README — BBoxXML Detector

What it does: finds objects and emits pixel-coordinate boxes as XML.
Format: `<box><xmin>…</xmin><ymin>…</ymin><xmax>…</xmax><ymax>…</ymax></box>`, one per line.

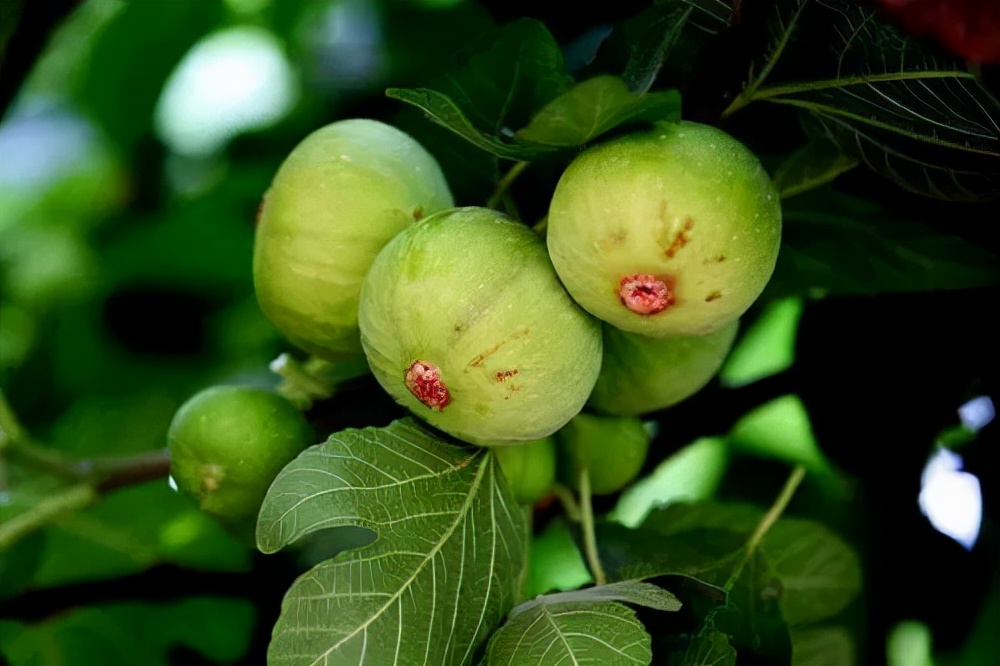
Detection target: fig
<box><xmin>546</xmin><ymin>120</ymin><xmax>781</xmax><ymax>337</ymax></box>
<box><xmin>494</xmin><ymin>437</ymin><xmax>557</xmax><ymax>504</ymax></box>
<box><xmin>168</xmin><ymin>385</ymin><xmax>314</xmax><ymax>522</ymax></box>
<box><xmin>588</xmin><ymin>319</ymin><xmax>739</xmax><ymax>416</ymax></box>
<box><xmin>556</xmin><ymin>412</ymin><xmax>650</xmax><ymax>495</ymax></box>
<box><xmin>253</xmin><ymin>118</ymin><xmax>454</xmax><ymax>359</ymax></box>
<box><xmin>358</xmin><ymin>206</ymin><xmax>603</xmax><ymax>447</ymax></box>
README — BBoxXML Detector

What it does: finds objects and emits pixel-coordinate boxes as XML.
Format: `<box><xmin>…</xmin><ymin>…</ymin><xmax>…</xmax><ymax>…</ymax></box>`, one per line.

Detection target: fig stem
<box><xmin>551</xmin><ymin>483</ymin><xmax>582</xmax><ymax>522</ymax></box>
<box><xmin>486</xmin><ymin>161</ymin><xmax>530</xmax><ymax>210</ymax></box>
<box><xmin>723</xmin><ymin>464</ymin><xmax>807</xmax><ymax>591</ymax></box>
<box><xmin>270</xmin><ymin>353</ymin><xmax>339</xmax><ymax>410</ymax></box>
<box><xmin>578</xmin><ymin>467</ymin><xmax>608</xmax><ymax>586</ymax></box>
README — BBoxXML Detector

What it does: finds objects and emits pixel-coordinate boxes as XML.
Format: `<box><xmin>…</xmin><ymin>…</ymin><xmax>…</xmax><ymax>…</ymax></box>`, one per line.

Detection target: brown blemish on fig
<box><xmin>619</xmin><ymin>274</ymin><xmax>676</xmax><ymax>315</ymax></box>
<box><xmin>495</xmin><ymin>369</ymin><xmax>519</xmax><ymax>382</ymax></box>
<box><xmin>404</xmin><ymin>360</ymin><xmax>451</xmax><ymax>411</ymax></box>
<box><xmin>705</xmin><ymin>290</ymin><xmax>722</xmax><ymax>302</ymax></box>
<box><xmin>412</xmin><ymin>205</ymin><xmax>424</xmax><ymax>221</ymax></box>
<box><xmin>598</xmin><ymin>229</ymin><xmax>627</xmax><ymax>252</ymax></box>
<box><xmin>664</xmin><ymin>217</ymin><xmax>694</xmax><ymax>258</ymax></box>
<box><xmin>715</xmin><ymin>254</ymin><xmax>726</xmax><ymax>262</ymax></box>
<box><xmin>467</xmin><ymin>329</ymin><xmax>530</xmax><ymax>368</ymax></box>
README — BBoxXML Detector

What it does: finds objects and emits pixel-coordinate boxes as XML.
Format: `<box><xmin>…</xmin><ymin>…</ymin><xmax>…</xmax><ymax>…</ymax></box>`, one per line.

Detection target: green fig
<box><xmin>495</xmin><ymin>437</ymin><xmax>557</xmax><ymax>504</ymax></box>
<box><xmin>253</xmin><ymin>118</ymin><xmax>454</xmax><ymax>359</ymax></box>
<box><xmin>546</xmin><ymin>120</ymin><xmax>781</xmax><ymax>337</ymax></box>
<box><xmin>168</xmin><ymin>386</ymin><xmax>314</xmax><ymax>522</ymax></box>
<box><xmin>588</xmin><ymin>320</ymin><xmax>739</xmax><ymax>416</ymax></box>
<box><xmin>358</xmin><ymin>207</ymin><xmax>603</xmax><ymax>447</ymax></box>
<box><xmin>556</xmin><ymin>413</ymin><xmax>650</xmax><ymax>495</ymax></box>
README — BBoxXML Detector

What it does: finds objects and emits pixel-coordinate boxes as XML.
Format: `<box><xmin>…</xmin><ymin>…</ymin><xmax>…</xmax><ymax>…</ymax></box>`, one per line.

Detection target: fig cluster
<box><xmin>244</xmin><ymin>117</ymin><xmax>781</xmax><ymax>500</ymax></box>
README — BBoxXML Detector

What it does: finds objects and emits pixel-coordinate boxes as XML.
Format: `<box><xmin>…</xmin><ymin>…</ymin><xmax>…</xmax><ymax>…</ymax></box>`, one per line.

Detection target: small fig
<box><xmin>494</xmin><ymin>437</ymin><xmax>557</xmax><ymax>504</ymax></box>
<box><xmin>168</xmin><ymin>385</ymin><xmax>314</xmax><ymax>522</ymax></box>
<box><xmin>358</xmin><ymin>207</ymin><xmax>603</xmax><ymax>447</ymax></box>
<box><xmin>556</xmin><ymin>413</ymin><xmax>650</xmax><ymax>495</ymax></box>
<box><xmin>546</xmin><ymin>120</ymin><xmax>781</xmax><ymax>337</ymax></box>
<box><xmin>253</xmin><ymin>118</ymin><xmax>454</xmax><ymax>359</ymax></box>
<box><xmin>588</xmin><ymin>320</ymin><xmax>739</xmax><ymax>416</ymax></box>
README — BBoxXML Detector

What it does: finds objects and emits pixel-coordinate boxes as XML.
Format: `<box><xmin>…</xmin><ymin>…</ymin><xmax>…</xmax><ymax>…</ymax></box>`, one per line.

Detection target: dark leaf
<box><xmin>769</xmin><ymin>190</ymin><xmax>1000</xmax><ymax>297</ymax></box>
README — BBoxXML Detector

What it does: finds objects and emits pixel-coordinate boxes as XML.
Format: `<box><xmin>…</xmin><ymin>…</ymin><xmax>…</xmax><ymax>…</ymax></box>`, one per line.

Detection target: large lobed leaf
<box><xmin>484</xmin><ymin>601</ymin><xmax>650</xmax><ymax>666</ymax></box>
<box><xmin>258</xmin><ymin>419</ymin><xmax>527</xmax><ymax>666</ymax></box>
<box><xmin>741</xmin><ymin>0</ymin><xmax>1000</xmax><ymax>201</ymax></box>
<box><xmin>484</xmin><ymin>581</ymin><xmax>679</xmax><ymax>666</ymax></box>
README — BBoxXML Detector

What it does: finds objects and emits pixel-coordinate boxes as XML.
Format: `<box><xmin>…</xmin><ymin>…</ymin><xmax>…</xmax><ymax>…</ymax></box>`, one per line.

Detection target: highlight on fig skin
<box><xmin>618</xmin><ymin>274</ymin><xmax>674</xmax><ymax>315</ymax></box>
<box><xmin>405</xmin><ymin>360</ymin><xmax>451</xmax><ymax>411</ymax></box>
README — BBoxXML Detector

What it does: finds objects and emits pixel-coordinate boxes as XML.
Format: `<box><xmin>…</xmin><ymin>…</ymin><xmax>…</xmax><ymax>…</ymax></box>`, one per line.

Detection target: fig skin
<box><xmin>494</xmin><ymin>437</ymin><xmax>557</xmax><ymax>504</ymax></box>
<box><xmin>588</xmin><ymin>319</ymin><xmax>739</xmax><ymax>416</ymax></box>
<box><xmin>556</xmin><ymin>413</ymin><xmax>650</xmax><ymax>495</ymax></box>
<box><xmin>167</xmin><ymin>386</ymin><xmax>314</xmax><ymax>522</ymax></box>
<box><xmin>253</xmin><ymin>118</ymin><xmax>454</xmax><ymax>360</ymax></box>
<box><xmin>358</xmin><ymin>207</ymin><xmax>603</xmax><ymax>447</ymax></box>
<box><xmin>546</xmin><ymin>120</ymin><xmax>781</xmax><ymax>337</ymax></box>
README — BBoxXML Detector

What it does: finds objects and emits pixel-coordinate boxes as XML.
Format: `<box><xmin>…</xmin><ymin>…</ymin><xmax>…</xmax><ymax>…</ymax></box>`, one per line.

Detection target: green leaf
<box><xmin>729</xmin><ymin>395</ymin><xmax>834</xmax><ymax>474</ymax></box>
<box><xmin>611</xmin><ymin>436</ymin><xmax>729</xmax><ymax>528</ymax></box>
<box><xmin>720</xmin><ymin>299</ymin><xmax>804</xmax><ymax>389</ymax></box>
<box><xmin>485</xmin><ymin>599</ymin><xmax>652</xmax><ymax>666</ymax></box>
<box><xmin>386</xmin><ymin>88</ymin><xmax>558</xmax><ymax>161</ymax></box>
<box><xmin>258</xmin><ymin>418</ymin><xmax>527</xmax><ymax>666</ymax></box>
<box><xmin>772</xmin><ymin>140</ymin><xmax>859</xmax><ymax>199</ymax></box>
<box><xmin>770</xmin><ymin>190</ymin><xmax>1000</xmax><ymax>297</ymax></box>
<box><xmin>0</xmin><ymin>597</ymin><xmax>253</xmax><ymax>666</ymax></box>
<box><xmin>643</xmin><ymin>503</ymin><xmax>862</xmax><ymax>625</ymax></box>
<box><xmin>513</xmin><ymin>580</ymin><xmax>681</xmax><ymax>616</ymax></box>
<box><xmin>523</xmin><ymin>518</ymin><xmax>593</xmax><ymax>599</ymax></box>
<box><xmin>31</xmin><ymin>481</ymin><xmax>250</xmax><ymax>588</ymax></box>
<box><xmin>747</xmin><ymin>0</ymin><xmax>1000</xmax><ymax>201</ymax></box>
<box><xmin>388</xmin><ymin>18</ymin><xmax>574</xmax><ymax>162</ymax></box>
<box><xmin>442</xmin><ymin>18</ymin><xmax>573</xmax><ymax>133</ymax></box>
<box><xmin>668</xmin><ymin>630</ymin><xmax>737</xmax><ymax>666</ymax></box>
<box><xmin>516</xmin><ymin>76</ymin><xmax>681</xmax><ymax>147</ymax></box>
<box><xmin>791</xmin><ymin>626</ymin><xmax>856</xmax><ymax>666</ymax></box>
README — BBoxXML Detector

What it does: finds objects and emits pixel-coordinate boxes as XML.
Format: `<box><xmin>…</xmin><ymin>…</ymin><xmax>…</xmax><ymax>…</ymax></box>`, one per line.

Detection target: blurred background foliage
<box><xmin>0</xmin><ymin>0</ymin><xmax>997</xmax><ymax>664</ymax></box>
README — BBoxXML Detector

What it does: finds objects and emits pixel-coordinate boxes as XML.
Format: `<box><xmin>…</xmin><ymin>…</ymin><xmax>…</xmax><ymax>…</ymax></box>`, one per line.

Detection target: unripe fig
<box><xmin>253</xmin><ymin>118</ymin><xmax>454</xmax><ymax>359</ymax></box>
<box><xmin>168</xmin><ymin>385</ymin><xmax>314</xmax><ymax>522</ymax></box>
<box><xmin>588</xmin><ymin>320</ymin><xmax>739</xmax><ymax>416</ymax></box>
<box><xmin>358</xmin><ymin>207</ymin><xmax>603</xmax><ymax>447</ymax></box>
<box><xmin>556</xmin><ymin>413</ymin><xmax>650</xmax><ymax>495</ymax></box>
<box><xmin>546</xmin><ymin>121</ymin><xmax>781</xmax><ymax>337</ymax></box>
<box><xmin>494</xmin><ymin>437</ymin><xmax>557</xmax><ymax>504</ymax></box>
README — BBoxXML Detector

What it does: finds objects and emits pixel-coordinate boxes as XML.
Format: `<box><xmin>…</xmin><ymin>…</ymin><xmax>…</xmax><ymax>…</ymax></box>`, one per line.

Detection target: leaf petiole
<box><xmin>579</xmin><ymin>467</ymin><xmax>608</xmax><ymax>586</ymax></box>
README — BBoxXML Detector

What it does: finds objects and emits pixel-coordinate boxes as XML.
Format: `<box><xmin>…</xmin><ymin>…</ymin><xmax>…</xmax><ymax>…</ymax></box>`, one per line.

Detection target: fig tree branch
<box><xmin>0</xmin><ymin>390</ymin><xmax>172</xmax><ymax>550</ymax></box>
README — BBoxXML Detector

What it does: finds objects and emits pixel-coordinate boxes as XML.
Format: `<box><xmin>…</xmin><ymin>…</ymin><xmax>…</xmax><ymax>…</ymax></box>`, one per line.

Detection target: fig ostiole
<box><xmin>358</xmin><ymin>206</ymin><xmax>603</xmax><ymax>447</ymax></box>
<box><xmin>556</xmin><ymin>412</ymin><xmax>650</xmax><ymax>496</ymax></box>
<box><xmin>494</xmin><ymin>437</ymin><xmax>557</xmax><ymax>505</ymax></box>
<box><xmin>588</xmin><ymin>319</ymin><xmax>739</xmax><ymax>416</ymax></box>
<box><xmin>546</xmin><ymin>120</ymin><xmax>781</xmax><ymax>337</ymax></box>
<box><xmin>167</xmin><ymin>385</ymin><xmax>314</xmax><ymax>522</ymax></box>
<box><xmin>253</xmin><ymin>118</ymin><xmax>454</xmax><ymax>360</ymax></box>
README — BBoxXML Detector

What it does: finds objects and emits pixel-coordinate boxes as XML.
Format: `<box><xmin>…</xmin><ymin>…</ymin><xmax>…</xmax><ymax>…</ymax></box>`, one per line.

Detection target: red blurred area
<box><xmin>878</xmin><ymin>0</ymin><xmax>1000</xmax><ymax>63</ymax></box>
